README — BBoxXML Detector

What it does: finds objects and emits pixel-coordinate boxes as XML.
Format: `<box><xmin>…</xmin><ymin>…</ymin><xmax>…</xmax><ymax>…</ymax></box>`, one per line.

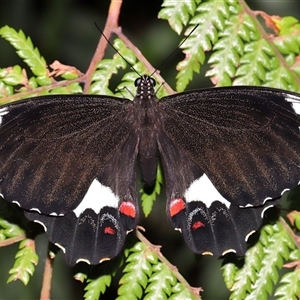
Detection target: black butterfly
<box><xmin>0</xmin><ymin>75</ymin><xmax>299</xmax><ymax>265</ymax></box>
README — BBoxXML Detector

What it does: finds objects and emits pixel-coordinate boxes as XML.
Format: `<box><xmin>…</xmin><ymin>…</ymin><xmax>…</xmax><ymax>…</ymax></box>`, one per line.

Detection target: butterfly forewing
<box><xmin>0</xmin><ymin>95</ymin><xmax>135</xmax><ymax>214</ymax></box>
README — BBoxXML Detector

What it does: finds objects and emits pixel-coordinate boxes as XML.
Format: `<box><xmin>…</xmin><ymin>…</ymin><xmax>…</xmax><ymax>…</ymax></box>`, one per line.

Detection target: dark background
<box><xmin>0</xmin><ymin>1</ymin><xmax>300</xmax><ymax>299</ymax></box>
<box><xmin>1</xmin><ymin>0</ymin><xmax>300</xmax><ymax>89</ymax></box>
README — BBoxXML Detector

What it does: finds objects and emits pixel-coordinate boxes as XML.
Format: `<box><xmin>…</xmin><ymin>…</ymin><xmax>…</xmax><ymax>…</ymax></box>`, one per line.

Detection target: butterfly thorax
<box><xmin>134</xmin><ymin>75</ymin><xmax>160</xmax><ymax>187</ymax></box>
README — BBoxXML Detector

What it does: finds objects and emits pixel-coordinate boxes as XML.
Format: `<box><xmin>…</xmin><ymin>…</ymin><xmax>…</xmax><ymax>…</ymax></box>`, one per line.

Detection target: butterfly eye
<box><xmin>150</xmin><ymin>77</ymin><xmax>156</xmax><ymax>87</ymax></box>
<box><xmin>134</xmin><ymin>78</ymin><xmax>141</xmax><ymax>87</ymax></box>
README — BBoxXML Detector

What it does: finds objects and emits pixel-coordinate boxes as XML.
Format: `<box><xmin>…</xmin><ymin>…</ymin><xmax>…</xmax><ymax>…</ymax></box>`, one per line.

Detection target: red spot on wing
<box><xmin>119</xmin><ymin>201</ymin><xmax>136</xmax><ymax>218</ymax></box>
<box><xmin>192</xmin><ymin>221</ymin><xmax>205</xmax><ymax>230</ymax></box>
<box><xmin>104</xmin><ymin>227</ymin><xmax>116</xmax><ymax>235</ymax></box>
<box><xmin>169</xmin><ymin>198</ymin><xmax>185</xmax><ymax>217</ymax></box>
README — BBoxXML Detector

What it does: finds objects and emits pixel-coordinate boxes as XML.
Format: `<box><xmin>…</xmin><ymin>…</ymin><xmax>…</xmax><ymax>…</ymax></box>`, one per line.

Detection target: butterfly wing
<box><xmin>157</xmin><ymin>86</ymin><xmax>300</xmax><ymax>256</ymax></box>
<box><xmin>24</xmin><ymin>127</ymin><xmax>140</xmax><ymax>265</ymax></box>
<box><xmin>0</xmin><ymin>95</ymin><xmax>133</xmax><ymax>213</ymax></box>
<box><xmin>0</xmin><ymin>94</ymin><xmax>140</xmax><ymax>264</ymax></box>
<box><xmin>159</xmin><ymin>87</ymin><xmax>300</xmax><ymax>207</ymax></box>
<box><xmin>156</xmin><ymin>129</ymin><xmax>278</xmax><ymax>256</ymax></box>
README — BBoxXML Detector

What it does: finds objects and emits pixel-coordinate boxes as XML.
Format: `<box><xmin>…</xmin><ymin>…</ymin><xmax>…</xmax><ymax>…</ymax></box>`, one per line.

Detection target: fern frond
<box><xmin>0</xmin><ymin>26</ymin><xmax>47</xmax><ymax>77</ymax></box>
<box><xmin>169</xmin><ymin>282</ymin><xmax>198</xmax><ymax>300</ymax></box>
<box><xmin>117</xmin><ymin>242</ymin><xmax>157</xmax><ymax>299</ymax></box>
<box><xmin>0</xmin><ymin>219</ymin><xmax>26</xmax><ymax>239</ymax></box>
<box><xmin>176</xmin><ymin>1</ymin><xmax>233</xmax><ymax>91</ymax></box>
<box><xmin>90</xmin><ymin>39</ymin><xmax>134</xmax><ymax>95</ymax></box>
<box><xmin>224</xmin><ymin>221</ymin><xmax>296</xmax><ymax>299</ymax></box>
<box><xmin>158</xmin><ymin>0</ymin><xmax>200</xmax><ymax>35</ymax></box>
<box><xmin>235</xmin><ymin>39</ymin><xmax>273</xmax><ymax>85</ymax></box>
<box><xmin>49</xmin><ymin>82</ymin><xmax>83</xmax><ymax>95</ymax></box>
<box><xmin>275</xmin><ymin>266</ymin><xmax>300</xmax><ymax>300</ymax></box>
<box><xmin>0</xmin><ymin>80</ymin><xmax>13</xmax><ymax>98</ymax></box>
<box><xmin>7</xmin><ymin>239</ymin><xmax>38</xmax><ymax>285</ymax></box>
<box><xmin>84</xmin><ymin>274</ymin><xmax>113</xmax><ymax>300</ymax></box>
<box><xmin>140</xmin><ymin>163</ymin><xmax>163</xmax><ymax>217</ymax></box>
<box><xmin>0</xmin><ymin>65</ymin><xmax>28</xmax><ymax>87</ymax></box>
<box><xmin>206</xmin><ymin>14</ymin><xmax>245</xmax><ymax>86</ymax></box>
<box><xmin>143</xmin><ymin>262</ymin><xmax>176</xmax><ymax>299</ymax></box>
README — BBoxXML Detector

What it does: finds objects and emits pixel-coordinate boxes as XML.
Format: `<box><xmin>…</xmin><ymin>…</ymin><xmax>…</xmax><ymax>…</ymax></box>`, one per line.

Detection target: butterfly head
<box><xmin>134</xmin><ymin>75</ymin><xmax>156</xmax><ymax>100</ymax></box>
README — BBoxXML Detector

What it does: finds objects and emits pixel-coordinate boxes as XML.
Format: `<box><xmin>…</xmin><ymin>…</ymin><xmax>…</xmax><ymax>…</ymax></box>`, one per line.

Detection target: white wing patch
<box><xmin>55</xmin><ymin>243</ymin><xmax>66</xmax><ymax>253</ymax></box>
<box><xmin>73</xmin><ymin>178</ymin><xmax>119</xmax><ymax>217</ymax></box>
<box><xmin>0</xmin><ymin>107</ymin><xmax>8</xmax><ymax>125</ymax></box>
<box><xmin>285</xmin><ymin>93</ymin><xmax>300</xmax><ymax>115</ymax></box>
<box><xmin>34</xmin><ymin>220</ymin><xmax>47</xmax><ymax>232</ymax></box>
<box><xmin>76</xmin><ymin>258</ymin><xmax>91</xmax><ymax>264</ymax></box>
<box><xmin>184</xmin><ymin>173</ymin><xmax>230</xmax><ymax>208</ymax></box>
<box><xmin>12</xmin><ymin>200</ymin><xmax>21</xmax><ymax>207</ymax></box>
<box><xmin>30</xmin><ymin>208</ymin><xmax>41</xmax><ymax>214</ymax></box>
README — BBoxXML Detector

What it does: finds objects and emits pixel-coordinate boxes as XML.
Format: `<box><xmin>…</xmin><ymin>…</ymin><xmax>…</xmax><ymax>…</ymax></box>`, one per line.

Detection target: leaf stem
<box><xmin>40</xmin><ymin>253</ymin><xmax>54</xmax><ymax>300</ymax></box>
<box><xmin>0</xmin><ymin>234</ymin><xmax>27</xmax><ymax>247</ymax></box>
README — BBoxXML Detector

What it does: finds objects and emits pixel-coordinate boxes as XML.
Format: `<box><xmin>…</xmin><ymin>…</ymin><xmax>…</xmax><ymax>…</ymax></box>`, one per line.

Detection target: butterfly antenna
<box><xmin>150</xmin><ymin>24</ymin><xmax>199</xmax><ymax>77</ymax></box>
<box><xmin>94</xmin><ymin>23</ymin><xmax>141</xmax><ymax>78</ymax></box>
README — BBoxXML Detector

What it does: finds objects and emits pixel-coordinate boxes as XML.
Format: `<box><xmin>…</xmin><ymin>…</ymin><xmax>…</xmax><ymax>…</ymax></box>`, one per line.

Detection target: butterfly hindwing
<box><xmin>177</xmin><ymin>200</ymin><xmax>278</xmax><ymax>256</ymax></box>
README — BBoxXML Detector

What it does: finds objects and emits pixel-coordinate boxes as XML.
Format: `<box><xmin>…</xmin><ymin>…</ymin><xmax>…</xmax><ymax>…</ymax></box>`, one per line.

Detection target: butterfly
<box><xmin>0</xmin><ymin>74</ymin><xmax>299</xmax><ymax>265</ymax></box>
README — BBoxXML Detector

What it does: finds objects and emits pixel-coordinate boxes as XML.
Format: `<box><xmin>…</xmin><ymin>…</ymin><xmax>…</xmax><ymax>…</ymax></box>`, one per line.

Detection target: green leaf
<box><xmin>144</xmin><ymin>263</ymin><xmax>177</xmax><ymax>299</ymax></box>
<box><xmin>275</xmin><ymin>16</ymin><xmax>300</xmax><ymax>36</ymax></box>
<box><xmin>7</xmin><ymin>239</ymin><xmax>38</xmax><ymax>285</ymax></box>
<box><xmin>158</xmin><ymin>0</ymin><xmax>200</xmax><ymax>34</ymax></box>
<box><xmin>84</xmin><ymin>274</ymin><xmax>112</xmax><ymax>300</ymax></box>
<box><xmin>275</xmin><ymin>268</ymin><xmax>300</xmax><ymax>300</ymax></box>
<box><xmin>140</xmin><ymin>163</ymin><xmax>163</xmax><ymax>217</ymax></box>
<box><xmin>0</xmin><ymin>219</ymin><xmax>25</xmax><ymax>238</ymax></box>
<box><xmin>222</xmin><ymin>260</ymin><xmax>238</xmax><ymax>290</ymax></box>
<box><xmin>0</xmin><ymin>80</ymin><xmax>14</xmax><ymax>97</ymax></box>
<box><xmin>234</xmin><ymin>39</ymin><xmax>274</xmax><ymax>85</ymax></box>
<box><xmin>206</xmin><ymin>15</ymin><xmax>244</xmax><ymax>86</ymax></box>
<box><xmin>90</xmin><ymin>38</ymin><xmax>137</xmax><ymax>95</ymax></box>
<box><xmin>117</xmin><ymin>242</ymin><xmax>157</xmax><ymax>299</ymax></box>
<box><xmin>176</xmin><ymin>1</ymin><xmax>235</xmax><ymax>91</ymax></box>
<box><xmin>0</xmin><ymin>65</ymin><xmax>27</xmax><ymax>86</ymax></box>
<box><xmin>228</xmin><ymin>221</ymin><xmax>296</xmax><ymax>299</ymax></box>
<box><xmin>0</xmin><ymin>25</ymin><xmax>48</xmax><ymax>77</ymax></box>
<box><xmin>170</xmin><ymin>283</ymin><xmax>197</xmax><ymax>300</ymax></box>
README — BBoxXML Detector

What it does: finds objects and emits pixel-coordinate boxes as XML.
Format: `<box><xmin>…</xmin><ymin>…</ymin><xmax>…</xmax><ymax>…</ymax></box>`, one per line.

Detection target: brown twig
<box><xmin>0</xmin><ymin>76</ymin><xmax>83</xmax><ymax>105</ymax></box>
<box><xmin>114</xmin><ymin>27</ymin><xmax>175</xmax><ymax>94</ymax></box>
<box><xmin>40</xmin><ymin>254</ymin><xmax>54</xmax><ymax>300</ymax></box>
<box><xmin>83</xmin><ymin>0</ymin><xmax>123</xmax><ymax>92</ymax></box>
<box><xmin>83</xmin><ymin>0</ymin><xmax>175</xmax><ymax>94</ymax></box>
<box><xmin>0</xmin><ymin>234</ymin><xmax>27</xmax><ymax>247</ymax></box>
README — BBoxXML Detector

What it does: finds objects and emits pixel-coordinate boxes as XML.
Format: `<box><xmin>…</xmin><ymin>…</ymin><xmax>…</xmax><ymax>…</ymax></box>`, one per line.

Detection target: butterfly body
<box><xmin>1</xmin><ymin>75</ymin><xmax>300</xmax><ymax>265</ymax></box>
